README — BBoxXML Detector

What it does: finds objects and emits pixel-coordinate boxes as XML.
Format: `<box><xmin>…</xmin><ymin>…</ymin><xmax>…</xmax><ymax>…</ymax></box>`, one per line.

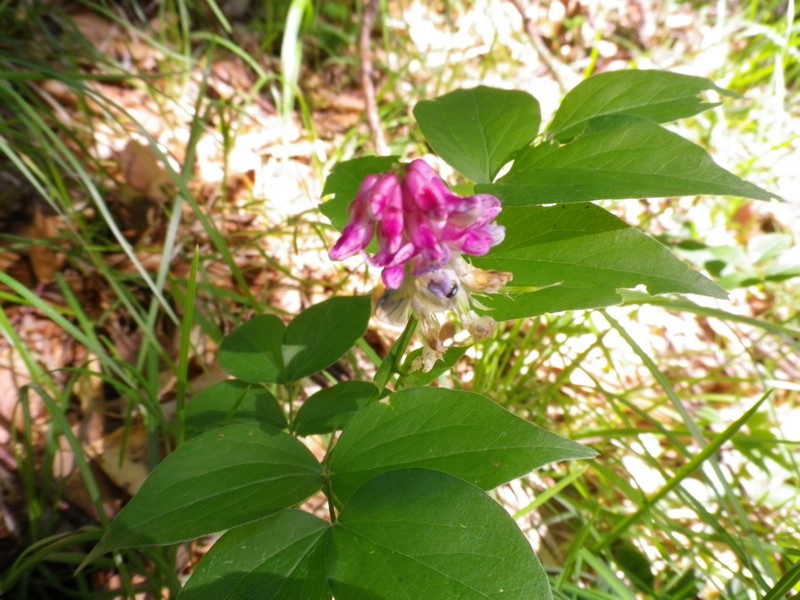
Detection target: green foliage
<box><xmin>327</xmin><ymin>470</ymin><xmax>553</xmax><ymax>599</ymax></box>
<box><xmin>178</xmin><ymin>510</ymin><xmax>330</xmax><ymax>600</ymax></box>
<box><xmin>293</xmin><ymin>381</ymin><xmax>377</xmax><ymax>436</ymax></box>
<box><xmin>2</xmin><ymin>3</ymin><xmax>793</xmax><ymax>595</ymax></box>
<box><xmin>327</xmin><ymin>387</ymin><xmax>595</xmax><ymax>506</ymax></box>
<box><xmin>218</xmin><ymin>315</ymin><xmax>287</xmax><ymax>383</ymax></box>
<box><xmin>91</xmin><ymin>423</ymin><xmax>324</xmax><ymax>552</ymax></box>
<box><xmin>185</xmin><ymin>380</ymin><xmax>288</xmax><ymax>436</ymax></box>
<box><xmin>219</xmin><ymin>296</ymin><xmax>372</xmax><ymax>384</ymax></box>
<box><xmin>179</xmin><ymin>472</ymin><xmax>556</xmax><ymax>600</ymax></box>
<box><xmin>547</xmin><ymin>70</ymin><xmax>734</xmax><ymax>142</ymax></box>
<box><xmin>472</xmin><ymin>203</ymin><xmax>727</xmax><ymax>319</ymax></box>
<box><xmin>479</xmin><ymin>115</ymin><xmax>775</xmax><ymax>204</ymax></box>
<box><xmin>91</xmin><ymin>298</ymin><xmax>594</xmax><ymax>597</ymax></box>
<box><xmin>413</xmin><ymin>86</ymin><xmax>541</xmax><ymax>183</ymax></box>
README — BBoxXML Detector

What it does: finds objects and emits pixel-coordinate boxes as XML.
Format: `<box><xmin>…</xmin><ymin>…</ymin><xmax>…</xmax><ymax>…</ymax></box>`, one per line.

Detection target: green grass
<box><xmin>0</xmin><ymin>0</ymin><xmax>798</xmax><ymax>598</ymax></box>
<box><xmin>466</xmin><ymin>298</ymin><xmax>799</xmax><ymax>597</ymax></box>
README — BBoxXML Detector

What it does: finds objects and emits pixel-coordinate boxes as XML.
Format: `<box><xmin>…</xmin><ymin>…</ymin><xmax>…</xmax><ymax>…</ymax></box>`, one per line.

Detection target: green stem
<box><xmin>285</xmin><ymin>382</ymin><xmax>299</xmax><ymax>426</ymax></box>
<box><xmin>174</xmin><ymin>247</ymin><xmax>200</xmax><ymax>447</ymax></box>
<box><xmin>372</xmin><ymin>316</ymin><xmax>418</xmax><ymax>393</ymax></box>
<box><xmin>322</xmin><ymin>436</ymin><xmax>338</xmax><ymax>523</ymax></box>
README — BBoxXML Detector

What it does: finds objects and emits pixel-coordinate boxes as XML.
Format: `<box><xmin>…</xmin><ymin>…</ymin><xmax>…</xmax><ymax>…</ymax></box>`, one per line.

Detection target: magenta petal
<box><xmin>381</xmin><ymin>265</ymin><xmax>406</xmax><ymax>289</ymax></box>
<box><xmin>458</xmin><ymin>229</ymin><xmax>495</xmax><ymax>256</ymax></box>
<box><xmin>409</xmin><ymin>224</ymin><xmax>449</xmax><ymax>268</ymax></box>
<box><xmin>441</xmin><ymin>222</ymin><xmax>466</xmax><ymax>243</ymax></box>
<box><xmin>368</xmin><ymin>173</ymin><xmax>402</xmax><ymax>218</ymax></box>
<box><xmin>472</xmin><ymin>194</ymin><xmax>502</xmax><ymax>219</ymax></box>
<box><xmin>329</xmin><ymin>174</ymin><xmax>379</xmax><ymax>260</ymax></box>
<box><xmin>418</xmin><ymin>179</ymin><xmax>455</xmax><ymax>217</ymax></box>
<box><xmin>391</xmin><ymin>242</ymin><xmax>417</xmax><ymax>265</ymax></box>
<box><xmin>329</xmin><ymin>220</ymin><xmax>373</xmax><ymax>260</ymax></box>
<box><xmin>409</xmin><ymin>221</ymin><xmax>438</xmax><ymax>250</ymax></box>
<box><xmin>375</xmin><ymin>205</ymin><xmax>404</xmax><ymax>254</ymax></box>
<box><xmin>371</xmin><ymin>240</ymin><xmax>416</xmax><ymax>268</ymax></box>
<box><xmin>447</xmin><ymin>194</ymin><xmax>501</xmax><ymax>228</ymax></box>
<box><xmin>403</xmin><ymin>159</ymin><xmax>451</xmax><ymax>219</ymax></box>
<box><xmin>349</xmin><ymin>175</ymin><xmax>378</xmax><ymax>219</ymax></box>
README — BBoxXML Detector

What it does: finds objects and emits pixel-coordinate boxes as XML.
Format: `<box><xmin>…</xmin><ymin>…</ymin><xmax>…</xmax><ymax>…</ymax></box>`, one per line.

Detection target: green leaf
<box><xmin>478</xmin><ymin>115</ymin><xmax>776</xmax><ymax>204</ymax></box>
<box><xmin>663</xmin><ymin>570</ymin><xmax>702</xmax><ymax>600</ymax></box>
<box><xmin>328</xmin><ymin>387</ymin><xmax>595</xmax><ymax>505</ymax></box>
<box><xmin>185</xmin><ymin>380</ymin><xmax>287</xmax><ymax>436</ymax></box>
<box><xmin>283</xmin><ymin>296</ymin><xmax>371</xmax><ymax>382</ymax></box>
<box><xmin>320</xmin><ymin>155</ymin><xmax>400</xmax><ymax>232</ymax></box>
<box><xmin>413</xmin><ymin>86</ymin><xmax>541</xmax><ymax>183</ymax></box>
<box><xmin>93</xmin><ymin>424</ymin><xmax>324</xmax><ymax>552</ymax></box>
<box><xmin>612</xmin><ymin>540</ymin><xmax>655</xmax><ymax>594</ymax></box>
<box><xmin>472</xmin><ymin>203</ymin><xmax>727</xmax><ymax>320</ymax></box>
<box><xmin>327</xmin><ymin>470</ymin><xmax>552</xmax><ymax>599</ymax></box>
<box><xmin>293</xmin><ymin>381</ymin><xmax>377</xmax><ymax>436</ymax></box>
<box><xmin>218</xmin><ymin>315</ymin><xmax>286</xmax><ymax>384</ymax></box>
<box><xmin>218</xmin><ymin>297</ymin><xmax>372</xmax><ymax>385</ymax></box>
<box><xmin>548</xmin><ymin>70</ymin><xmax>733</xmax><ymax>141</ymax></box>
<box><xmin>178</xmin><ymin>510</ymin><xmax>331</xmax><ymax>600</ymax></box>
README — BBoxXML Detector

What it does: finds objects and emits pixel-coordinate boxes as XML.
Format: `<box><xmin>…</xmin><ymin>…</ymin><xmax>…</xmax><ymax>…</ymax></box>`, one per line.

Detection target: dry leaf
<box><xmin>88</xmin><ymin>424</ymin><xmax>151</xmax><ymax>496</ymax></box>
<box><xmin>28</xmin><ymin>208</ymin><xmax>66</xmax><ymax>284</ymax></box>
<box><xmin>118</xmin><ymin>140</ymin><xmax>173</xmax><ymax>204</ymax></box>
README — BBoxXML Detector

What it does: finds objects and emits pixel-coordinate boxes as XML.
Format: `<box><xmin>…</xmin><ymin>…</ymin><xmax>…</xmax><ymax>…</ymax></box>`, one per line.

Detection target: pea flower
<box><xmin>329</xmin><ymin>159</ymin><xmax>512</xmax><ymax>370</ymax></box>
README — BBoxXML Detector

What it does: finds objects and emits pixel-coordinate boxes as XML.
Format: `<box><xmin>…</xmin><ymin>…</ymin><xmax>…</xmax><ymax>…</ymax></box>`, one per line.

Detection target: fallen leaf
<box><xmin>88</xmin><ymin>424</ymin><xmax>151</xmax><ymax>495</ymax></box>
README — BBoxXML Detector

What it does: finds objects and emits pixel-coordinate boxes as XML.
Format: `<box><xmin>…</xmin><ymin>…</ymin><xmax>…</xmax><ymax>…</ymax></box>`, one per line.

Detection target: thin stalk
<box><xmin>591</xmin><ymin>387</ymin><xmax>771</xmax><ymax>550</ymax></box>
<box><xmin>602</xmin><ymin>310</ymin><xmax>777</xmax><ymax>589</ymax></box>
<box><xmin>174</xmin><ymin>247</ymin><xmax>200</xmax><ymax>447</ymax></box>
<box><xmin>372</xmin><ymin>316</ymin><xmax>418</xmax><ymax>393</ymax></box>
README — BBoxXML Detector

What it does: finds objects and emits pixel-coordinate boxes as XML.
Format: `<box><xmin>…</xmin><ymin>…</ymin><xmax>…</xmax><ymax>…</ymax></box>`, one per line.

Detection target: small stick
<box><xmin>508</xmin><ymin>0</ymin><xmax>570</xmax><ymax>92</ymax></box>
<box><xmin>359</xmin><ymin>0</ymin><xmax>389</xmax><ymax>155</ymax></box>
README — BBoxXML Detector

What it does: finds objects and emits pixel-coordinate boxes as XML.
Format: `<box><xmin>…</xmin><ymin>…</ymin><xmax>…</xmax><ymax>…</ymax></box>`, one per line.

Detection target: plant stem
<box><xmin>372</xmin><ymin>316</ymin><xmax>418</xmax><ymax>393</ymax></box>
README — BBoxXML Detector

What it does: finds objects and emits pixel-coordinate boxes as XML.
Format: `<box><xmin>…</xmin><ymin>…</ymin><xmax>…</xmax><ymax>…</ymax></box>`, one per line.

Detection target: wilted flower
<box><xmin>329</xmin><ymin>159</ymin><xmax>512</xmax><ymax>370</ymax></box>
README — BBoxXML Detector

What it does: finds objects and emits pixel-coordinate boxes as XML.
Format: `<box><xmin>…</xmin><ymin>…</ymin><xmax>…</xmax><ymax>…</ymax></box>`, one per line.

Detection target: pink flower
<box><xmin>328</xmin><ymin>159</ymin><xmax>512</xmax><ymax>370</ymax></box>
<box><xmin>329</xmin><ymin>160</ymin><xmax>505</xmax><ymax>291</ymax></box>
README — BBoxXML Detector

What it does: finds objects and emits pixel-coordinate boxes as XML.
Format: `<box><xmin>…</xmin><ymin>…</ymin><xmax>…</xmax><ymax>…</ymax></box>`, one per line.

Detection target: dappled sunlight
<box><xmin>0</xmin><ymin>0</ymin><xmax>797</xmax><ymax>598</ymax></box>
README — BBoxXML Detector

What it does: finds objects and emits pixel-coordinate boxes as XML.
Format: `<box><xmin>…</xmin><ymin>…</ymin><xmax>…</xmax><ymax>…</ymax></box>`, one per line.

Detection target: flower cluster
<box><xmin>329</xmin><ymin>159</ymin><xmax>511</xmax><ymax>369</ymax></box>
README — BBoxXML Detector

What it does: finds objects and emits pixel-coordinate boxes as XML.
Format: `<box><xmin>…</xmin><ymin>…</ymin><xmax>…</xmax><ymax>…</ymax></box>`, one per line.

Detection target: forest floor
<box><xmin>0</xmin><ymin>1</ymin><xmax>798</xmax><ymax>598</ymax></box>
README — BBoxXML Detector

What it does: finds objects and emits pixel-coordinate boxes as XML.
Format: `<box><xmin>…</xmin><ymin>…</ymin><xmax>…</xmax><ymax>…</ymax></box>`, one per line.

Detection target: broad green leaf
<box><xmin>93</xmin><ymin>424</ymin><xmax>323</xmax><ymax>552</ymax></box>
<box><xmin>293</xmin><ymin>381</ymin><xmax>377</xmax><ymax>436</ymax></box>
<box><xmin>283</xmin><ymin>296</ymin><xmax>371</xmax><ymax>382</ymax></box>
<box><xmin>218</xmin><ymin>315</ymin><xmax>286</xmax><ymax>384</ymax></box>
<box><xmin>185</xmin><ymin>380</ymin><xmax>287</xmax><ymax>436</ymax></box>
<box><xmin>327</xmin><ymin>470</ymin><xmax>552</xmax><ymax>599</ymax></box>
<box><xmin>413</xmin><ymin>86</ymin><xmax>541</xmax><ymax>183</ymax></box>
<box><xmin>472</xmin><ymin>203</ymin><xmax>727</xmax><ymax>320</ymax></box>
<box><xmin>549</xmin><ymin>70</ymin><xmax>733</xmax><ymax>141</ymax></box>
<box><xmin>328</xmin><ymin>387</ymin><xmax>595</xmax><ymax>505</ymax></box>
<box><xmin>319</xmin><ymin>155</ymin><xmax>400</xmax><ymax>232</ymax></box>
<box><xmin>178</xmin><ymin>510</ymin><xmax>331</xmax><ymax>600</ymax></box>
<box><xmin>478</xmin><ymin>115</ymin><xmax>776</xmax><ymax>204</ymax></box>
<box><xmin>218</xmin><ymin>297</ymin><xmax>371</xmax><ymax>385</ymax></box>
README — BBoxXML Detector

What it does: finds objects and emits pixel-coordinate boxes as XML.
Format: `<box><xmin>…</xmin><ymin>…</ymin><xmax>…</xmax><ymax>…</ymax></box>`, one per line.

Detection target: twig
<box><xmin>507</xmin><ymin>0</ymin><xmax>570</xmax><ymax>92</ymax></box>
<box><xmin>359</xmin><ymin>0</ymin><xmax>389</xmax><ymax>155</ymax></box>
